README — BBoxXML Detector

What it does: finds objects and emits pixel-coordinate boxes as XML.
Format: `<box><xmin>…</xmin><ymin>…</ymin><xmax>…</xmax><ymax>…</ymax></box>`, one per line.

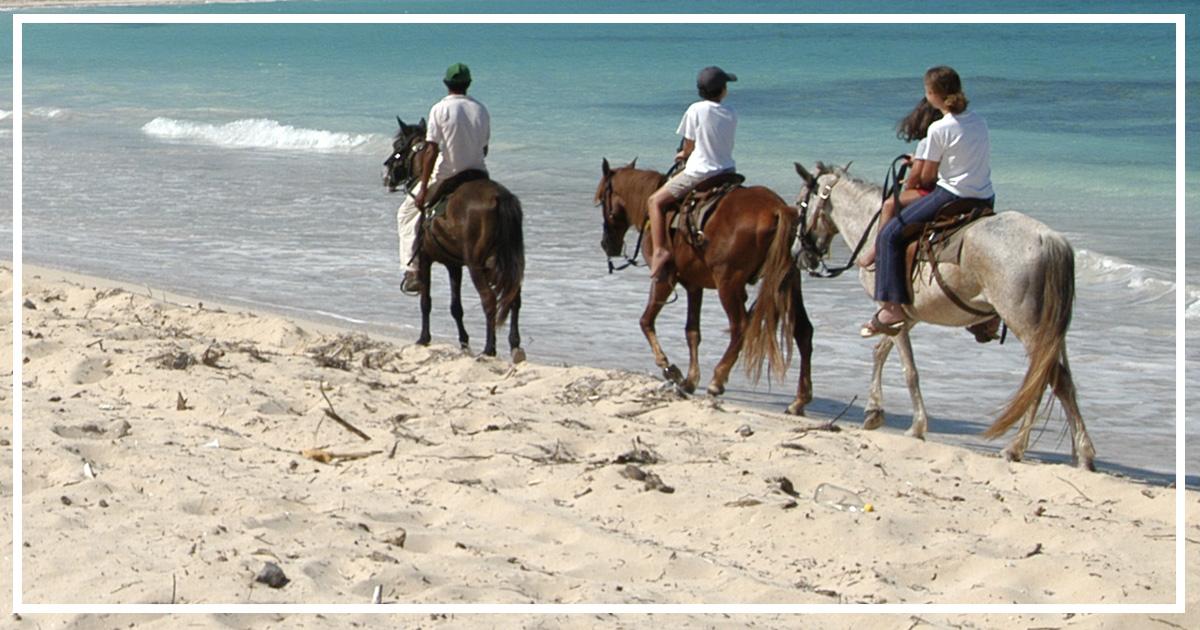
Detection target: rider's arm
<box><xmin>675</xmin><ymin>138</ymin><xmax>695</xmax><ymax>162</ymax></box>
<box><xmin>911</xmin><ymin>158</ymin><xmax>938</xmax><ymax>190</ymax></box>
<box><xmin>419</xmin><ymin>142</ymin><xmax>440</xmax><ymax>195</ymax></box>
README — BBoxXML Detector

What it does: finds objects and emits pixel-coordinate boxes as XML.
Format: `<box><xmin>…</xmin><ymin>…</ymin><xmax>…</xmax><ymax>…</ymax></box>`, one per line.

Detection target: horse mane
<box><xmin>825</xmin><ymin>166</ymin><xmax>883</xmax><ymax>209</ymax></box>
<box><xmin>615</xmin><ymin>167</ymin><xmax>667</xmax><ymax>222</ymax></box>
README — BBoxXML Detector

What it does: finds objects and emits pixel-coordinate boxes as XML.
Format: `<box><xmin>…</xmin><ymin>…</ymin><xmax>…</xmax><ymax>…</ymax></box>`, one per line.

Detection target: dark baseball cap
<box><xmin>697</xmin><ymin>66</ymin><xmax>737</xmax><ymax>93</ymax></box>
<box><xmin>444</xmin><ymin>62</ymin><xmax>472</xmax><ymax>85</ymax></box>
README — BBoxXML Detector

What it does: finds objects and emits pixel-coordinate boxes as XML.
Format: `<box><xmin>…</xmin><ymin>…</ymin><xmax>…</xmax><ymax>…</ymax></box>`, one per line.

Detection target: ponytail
<box><xmin>925</xmin><ymin>65</ymin><xmax>969</xmax><ymax>114</ymax></box>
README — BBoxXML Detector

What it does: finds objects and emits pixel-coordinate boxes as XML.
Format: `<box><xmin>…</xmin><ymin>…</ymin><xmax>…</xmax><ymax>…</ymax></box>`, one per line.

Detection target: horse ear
<box><xmin>794</xmin><ymin>162</ymin><xmax>815</xmax><ymax>185</ymax></box>
<box><xmin>842</xmin><ymin>160</ymin><xmax>854</xmax><ymax>173</ymax></box>
<box><xmin>602</xmin><ymin>158</ymin><xmax>612</xmax><ymax>176</ymax></box>
<box><xmin>814</xmin><ymin>160</ymin><xmax>827</xmax><ymax>175</ymax></box>
<box><xmin>628</xmin><ymin>157</ymin><xmax>638</xmax><ymax>169</ymax></box>
<box><xmin>419</xmin><ymin>117</ymin><xmax>427</xmax><ymax>130</ymax></box>
<box><xmin>397</xmin><ymin>116</ymin><xmax>406</xmax><ymax>132</ymax></box>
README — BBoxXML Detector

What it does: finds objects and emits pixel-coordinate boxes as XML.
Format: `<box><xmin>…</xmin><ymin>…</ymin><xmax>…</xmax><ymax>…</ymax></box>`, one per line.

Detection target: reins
<box><xmin>797</xmin><ymin>155</ymin><xmax>909</xmax><ymax>279</ymax></box>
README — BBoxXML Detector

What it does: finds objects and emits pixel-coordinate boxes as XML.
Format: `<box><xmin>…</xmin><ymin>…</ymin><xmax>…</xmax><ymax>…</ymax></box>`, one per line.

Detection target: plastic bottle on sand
<box><xmin>813</xmin><ymin>483</ymin><xmax>874</xmax><ymax>513</ymax></box>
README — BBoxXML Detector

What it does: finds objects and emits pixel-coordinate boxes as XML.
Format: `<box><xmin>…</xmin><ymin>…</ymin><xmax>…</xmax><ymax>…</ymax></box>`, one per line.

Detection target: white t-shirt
<box><xmin>916</xmin><ymin>110</ymin><xmax>993</xmax><ymax>199</ymax></box>
<box><xmin>426</xmin><ymin>94</ymin><xmax>489</xmax><ymax>182</ymax></box>
<box><xmin>677</xmin><ymin>99</ymin><xmax>737</xmax><ymax>177</ymax></box>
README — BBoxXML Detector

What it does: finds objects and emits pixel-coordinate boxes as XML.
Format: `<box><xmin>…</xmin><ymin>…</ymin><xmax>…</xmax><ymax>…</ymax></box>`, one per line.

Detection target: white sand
<box><xmin>0</xmin><ymin>262</ymin><xmax>1196</xmax><ymax>628</ymax></box>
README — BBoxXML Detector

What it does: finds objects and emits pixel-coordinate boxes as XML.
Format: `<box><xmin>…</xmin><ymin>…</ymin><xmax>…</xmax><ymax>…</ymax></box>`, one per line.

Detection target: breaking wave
<box><xmin>141</xmin><ymin>117</ymin><xmax>376</xmax><ymax>153</ymax></box>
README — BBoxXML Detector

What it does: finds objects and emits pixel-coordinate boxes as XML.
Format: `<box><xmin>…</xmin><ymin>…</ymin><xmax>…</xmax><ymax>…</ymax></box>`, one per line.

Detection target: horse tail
<box><xmin>742</xmin><ymin>201</ymin><xmax>799</xmax><ymax>383</ymax></box>
<box><xmin>491</xmin><ymin>185</ymin><xmax>525</xmax><ymax>325</ymax></box>
<box><xmin>983</xmin><ymin>235</ymin><xmax>1074</xmax><ymax>439</ymax></box>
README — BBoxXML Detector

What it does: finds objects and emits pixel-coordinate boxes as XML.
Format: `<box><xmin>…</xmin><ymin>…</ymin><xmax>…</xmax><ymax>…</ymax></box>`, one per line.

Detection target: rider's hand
<box><xmin>414</xmin><ymin>190</ymin><xmax>427</xmax><ymax>209</ymax></box>
<box><xmin>674</xmin><ymin>150</ymin><xmax>688</xmax><ymax>161</ymax></box>
<box><xmin>902</xmin><ymin>154</ymin><xmax>914</xmax><ymax>166</ymax></box>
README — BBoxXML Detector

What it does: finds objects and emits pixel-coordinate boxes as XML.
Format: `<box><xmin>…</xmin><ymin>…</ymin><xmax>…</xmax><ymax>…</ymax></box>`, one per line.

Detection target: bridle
<box><xmin>796</xmin><ymin>171</ymin><xmax>873</xmax><ymax>279</ymax></box>
<box><xmin>797</xmin><ymin>157</ymin><xmax>910</xmax><ymax>279</ymax></box>
<box><xmin>384</xmin><ymin>134</ymin><xmax>429</xmax><ymax>194</ymax></box>
<box><xmin>597</xmin><ymin>171</ymin><xmax>645</xmax><ymax>274</ymax></box>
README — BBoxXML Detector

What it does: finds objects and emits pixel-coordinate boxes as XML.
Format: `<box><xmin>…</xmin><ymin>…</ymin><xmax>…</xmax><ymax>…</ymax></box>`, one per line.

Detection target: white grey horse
<box><xmin>793</xmin><ymin>161</ymin><xmax>1096</xmax><ymax>471</ymax></box>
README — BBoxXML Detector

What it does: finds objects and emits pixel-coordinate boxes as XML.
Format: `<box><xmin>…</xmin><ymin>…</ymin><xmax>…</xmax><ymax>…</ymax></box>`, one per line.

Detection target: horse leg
<box><xmin>508</xmin><ymin>292</ymin><xmax>526</xmax><ymax>364</ymax></box>
<box><xmin>446</xmin><ymin>265</ymin><xmax>469</xmax><ymax>350</ymax></box>
<box><xmin>706</xmin><ymin>279</ymin><xmax>749</xmax><ymax>397</ymax></box>
<box><xmin>1053</xmin><ymin>354</ymin><xmax>1096</xmax><ymax>471</ymax></box>
<box><xmin>682</xmin><ymin>287</ymin><xmax>703</xmax><ymax>394</ymax></box>
<box><xmin>416</xmin><ymin>258</ymin><xmax>434</xmax><ymax>346</ymax></box>
<box><xmin>863</xmin><ymin>336</ymin><xmax>895</xmax><ymax>430</ymax></box>
<box><xmin>467</xmin><ymin>265</ymin><xmax>498</xmax><ymax>357</ymax></box>
<box><xmin>892</xmin><ymin>327</ymin><xmax>930</xmax><ymax>439</ymax></box>
<box><xmin>786</xmin><ymin>282</ymin><xmax>814</xmax><ymax>415</ymax></box>
<box><xmin>1001</xmin><ymin>408</ymin><xmax>1038</xmax><ymax>464</ymax></box>
<box><xmin>640</xmin><ymin>276</ymin><xmax>682</xmax><ymax>384</ymax></box>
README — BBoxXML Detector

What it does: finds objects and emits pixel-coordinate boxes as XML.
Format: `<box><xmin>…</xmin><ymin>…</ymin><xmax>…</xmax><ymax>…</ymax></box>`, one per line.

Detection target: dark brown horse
<box><xmin>596</xmin><ymin>159</ymin><xmax>813</xmax><ymax>414</ymax></box>
<box><xmin>384</xmin><ymin>117</ymin><xmax>525</xmax><ymax>362</ymax></box>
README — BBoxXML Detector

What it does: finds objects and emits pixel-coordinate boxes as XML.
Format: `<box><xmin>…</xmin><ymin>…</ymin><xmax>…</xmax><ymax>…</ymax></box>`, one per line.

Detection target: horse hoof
<box><xmin>862</xmin><ymin>409</ymin><xmax>885</xmax><ymax>430</ymax></box>
<box><xmin>1075</xmin><ymin>457</ymin><xmax>1096</xmax><ymax>472</ymax></box>
<box><xmin>662</xmin><ymin>364</ymin><xmax>684</xmax><ymax>384</ymax></box>
<box><xmin>416</xmin><ymin>335</ymin><xmax>431</xmax><ymax>346</ymax></box>
<box><xmin>680</xmin><ymin>380</ymin><xmax>696</xmax><ymax>395</ymax></box>
<box><xmin>706</xmin><ymin>383</ymin><xmax>725</xmax><ymax>397</ymax></box>
<box><xmin>905</xmin><ymin>426</ymin><xmax>926</xmax><ymax>441</ymax></box>
<box><xmin>511</xmin><ymin>348</ymin><xmax>527</xmax><ymax>364</ymax></box>
<box><xmin>785</xmin><ymin>400</ymin><xmax>805</xmax><ymax>416</ymax></box>
<box><xmin>1002</xmin><ymin>447</ymin><xmax>1022</xmax><ymax>463</ymax></box>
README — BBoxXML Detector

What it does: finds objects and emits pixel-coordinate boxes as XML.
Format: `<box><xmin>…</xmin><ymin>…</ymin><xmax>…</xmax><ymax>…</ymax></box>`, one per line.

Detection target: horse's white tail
<box><xmin>983</xmin><ymin>236</ymin><xmax>1074</xmax><ymax>439</ymax></box>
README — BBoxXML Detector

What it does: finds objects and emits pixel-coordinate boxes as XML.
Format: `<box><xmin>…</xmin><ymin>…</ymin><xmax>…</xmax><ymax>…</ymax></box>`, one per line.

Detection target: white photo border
<box><xmin>10</xmin><ymin>11</ymin><xmax>1186</xmax><ymax>615</ymax></box>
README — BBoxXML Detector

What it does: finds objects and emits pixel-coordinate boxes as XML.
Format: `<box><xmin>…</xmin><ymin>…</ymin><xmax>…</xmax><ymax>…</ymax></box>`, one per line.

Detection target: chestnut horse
<box><xmin>596</xmin><ymin>159</ymin><xmax>813</xmax><ymax>414</ymax></box>
<box><xmin>384</xmin><ymin>117</ymin><xmax>525</xmax><ymax>362</ymax></box>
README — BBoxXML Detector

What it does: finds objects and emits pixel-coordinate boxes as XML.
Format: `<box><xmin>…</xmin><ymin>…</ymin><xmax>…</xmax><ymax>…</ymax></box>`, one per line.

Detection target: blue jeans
<box><xmin>874</xmin><ymin>186</ymin><xmax>994</xmax><ymax>304</ymax></box>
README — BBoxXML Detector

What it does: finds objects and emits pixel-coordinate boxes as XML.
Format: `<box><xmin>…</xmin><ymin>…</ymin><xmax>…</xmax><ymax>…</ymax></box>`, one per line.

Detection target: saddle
<box><xmin>422</xmin><ymin>169</ymin><xmax>489</xmax><ymax>220</ymax></box>
<box><xmin>670</xmin><ymin>171</ymin><xmax>746</xmax><ymax>247</ymax></box>
<box><xmin>905</xmin><ymin>197</ymin><xmax>996</xmax><ymax>317</ymax></box>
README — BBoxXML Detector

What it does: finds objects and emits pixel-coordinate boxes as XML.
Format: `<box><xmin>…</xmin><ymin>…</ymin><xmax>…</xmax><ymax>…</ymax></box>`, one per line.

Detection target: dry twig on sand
<box><xmin>318</xmin><ymin>381</ymin><xmax>371</xmax><ymax>441</ymax></box>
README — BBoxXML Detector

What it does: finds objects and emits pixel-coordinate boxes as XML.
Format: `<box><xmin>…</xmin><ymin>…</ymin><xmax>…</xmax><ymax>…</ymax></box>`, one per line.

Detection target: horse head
<box><xmin>595</xmin><ymin>157</ymin><xmax>637</xmax><ymax>257</ymax></box>
<box><xmin>383</xmin><ymin>116</ymin><xmax>428</xmax><ymax>193</ymax></box>
<box><xmin>793</xmin><ymin>161</ymin><xmax>845</xmax><ymax>271</ymax></box>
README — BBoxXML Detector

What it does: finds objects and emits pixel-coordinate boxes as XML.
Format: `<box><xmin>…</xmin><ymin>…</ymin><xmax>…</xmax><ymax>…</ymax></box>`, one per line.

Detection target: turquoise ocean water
<box><xmin>0</xmin><ymin>1</ymin><xmax>1195</xmax><ymax>482</ymax></box>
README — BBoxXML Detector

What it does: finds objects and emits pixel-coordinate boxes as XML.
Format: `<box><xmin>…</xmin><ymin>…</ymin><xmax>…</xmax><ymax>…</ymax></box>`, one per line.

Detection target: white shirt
<box><xmin>426</xmin><ymin>94</ymin><xmax>489</xmax><ymax>182</ymax></box>
<box><xmin>677</xmin><ymin>100</ymin><xmax>737</xmax><ymax>177</ymax></box>
<box><xmin>916</xmin><ymin>110</ymin><xmax>993</xmax><ymax>199</ymax></box>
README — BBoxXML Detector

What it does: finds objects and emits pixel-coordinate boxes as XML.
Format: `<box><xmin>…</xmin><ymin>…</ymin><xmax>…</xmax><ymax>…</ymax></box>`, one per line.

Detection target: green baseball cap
<box><xmin>444</xmin><ymin>62</ymin><xmax>472</xmax><ymax>85</ymax></box>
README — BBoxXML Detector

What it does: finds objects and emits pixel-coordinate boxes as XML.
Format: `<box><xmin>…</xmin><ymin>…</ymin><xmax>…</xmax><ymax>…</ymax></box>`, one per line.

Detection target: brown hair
<box><xmin>925</xmin><ymin>65</ymin><xmax>969</xmax><ymax>114</ymax></box>
<box><xmin>896</xmin><ymin>97</ymin><xmax>943</xmax><ymax>142</ymax></box>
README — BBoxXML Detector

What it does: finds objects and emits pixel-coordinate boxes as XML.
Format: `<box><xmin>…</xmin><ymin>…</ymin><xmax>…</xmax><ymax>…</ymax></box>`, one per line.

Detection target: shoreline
<box><xmin>1</xmin><ymin>260</ymin><xmax>1197</xmax><ymax>621</ymax></box>
<box><xmin>18</xmin><ymin>258</ymin><xmax>1191</xmax><ymax>488</ymax></box>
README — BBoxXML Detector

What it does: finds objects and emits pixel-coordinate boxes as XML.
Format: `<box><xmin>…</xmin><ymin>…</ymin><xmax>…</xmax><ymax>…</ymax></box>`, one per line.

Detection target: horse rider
<box><xmin>646</xmin><ymin>66</ymin><xmax>738</xmax><ymax>280</ymax></box>
<box><xmin>397</xmin><ymin>62</ymin><xmax>491</xmax><ymax>294</ymax></box>
<box><xmin>861</xmin><ymin>65</ymin><xmax>996</xmax><ymax>338</ymax></box>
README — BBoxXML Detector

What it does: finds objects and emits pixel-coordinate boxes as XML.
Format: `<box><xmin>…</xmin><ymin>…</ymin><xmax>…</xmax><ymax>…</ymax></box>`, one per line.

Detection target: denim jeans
<box><xmin>874</xmin><ymin>186</ymin><xmax>994</xmax><ymax>304</ymax></box>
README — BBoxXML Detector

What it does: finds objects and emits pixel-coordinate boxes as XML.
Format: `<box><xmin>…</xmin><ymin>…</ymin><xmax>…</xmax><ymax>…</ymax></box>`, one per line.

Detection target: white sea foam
<box><xmin>28</xmin><ymin>107</ymin><xmax>67</xmax><ymax>119</ymax></box>
<box><xmin>141</xmin><ymin>117</ymin><xmax>377</xmax><ymax>153</ymax></box>
<box><xmin>1076</xmin><ymin>248</ymin><xmax>1200</xmax><ymax>320</ymax></box>
<box><xmin>0</xmin><ymin>110</ymin><xmax>11</xmax><ymax>121</ymax></box>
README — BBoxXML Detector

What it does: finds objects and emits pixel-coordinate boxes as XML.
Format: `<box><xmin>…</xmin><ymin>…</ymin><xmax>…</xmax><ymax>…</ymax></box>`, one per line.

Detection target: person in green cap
<box><xmin>397</xmin><ymin>62</ymin><xmax>491</xmax><ymax>293</ymax></box>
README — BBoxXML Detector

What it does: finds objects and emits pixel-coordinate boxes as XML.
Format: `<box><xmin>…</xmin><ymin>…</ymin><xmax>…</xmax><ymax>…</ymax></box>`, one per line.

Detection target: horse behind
<box><xmin>596</xmin><ymin>159</ymin><xmax>813</xmax><ymax>415</ymax></box>
<box><xmin>384</xmin><ymin>117</ymin><xmax>525</xmax><ymax>362</ymax></box>
<box><xmin>794</xmin><ymin>161</ymin><xmax>1095</xmax><ymax>470</ymax></box>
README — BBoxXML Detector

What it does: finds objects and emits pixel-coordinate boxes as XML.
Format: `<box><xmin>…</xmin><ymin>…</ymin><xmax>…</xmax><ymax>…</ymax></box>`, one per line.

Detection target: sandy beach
<box><xmin>0</xmin><ymin>262</ymin><xmax>1195</xmax><ymax>628</ymax></box>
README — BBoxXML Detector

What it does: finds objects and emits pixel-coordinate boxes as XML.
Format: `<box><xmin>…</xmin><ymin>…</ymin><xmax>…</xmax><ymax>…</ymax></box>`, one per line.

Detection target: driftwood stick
<box><xmin>319</xmin><ymin>381</ymin><xmax>371</xmax><ymax>441</ymax></box>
